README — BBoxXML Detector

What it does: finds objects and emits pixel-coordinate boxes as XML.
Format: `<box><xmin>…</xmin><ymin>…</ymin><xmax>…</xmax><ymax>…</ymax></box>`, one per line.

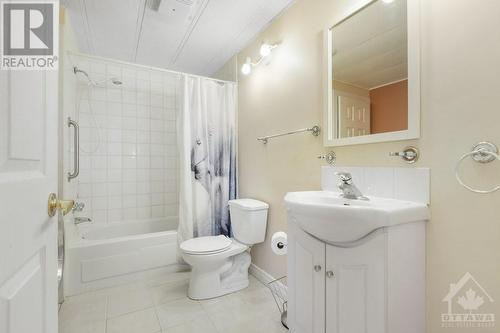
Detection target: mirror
<box><xmin>324</xmin><ymin>0</ymin><xmax>420</xmax><ymax>146</ymax></box>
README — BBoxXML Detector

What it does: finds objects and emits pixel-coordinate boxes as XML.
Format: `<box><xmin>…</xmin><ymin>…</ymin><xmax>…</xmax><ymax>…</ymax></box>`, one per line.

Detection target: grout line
<box><xmin>104</xmin><ymin>294</ymin><xmax>109</xmax><ymax>333</ymax></box>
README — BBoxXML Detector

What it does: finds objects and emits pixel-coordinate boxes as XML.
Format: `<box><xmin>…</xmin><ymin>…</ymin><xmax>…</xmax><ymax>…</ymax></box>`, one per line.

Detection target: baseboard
<box><xmin>249</xmin><ymin>263</ymin><xmax>286</xmax><ymax>288</ymax></box>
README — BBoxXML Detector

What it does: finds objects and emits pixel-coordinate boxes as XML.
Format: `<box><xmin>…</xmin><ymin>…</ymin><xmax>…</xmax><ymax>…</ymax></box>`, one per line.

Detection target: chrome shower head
<box><xmin>73</xmin><ymin>66</ymin><xmax>123</xmax><ymax>86</ymax></box>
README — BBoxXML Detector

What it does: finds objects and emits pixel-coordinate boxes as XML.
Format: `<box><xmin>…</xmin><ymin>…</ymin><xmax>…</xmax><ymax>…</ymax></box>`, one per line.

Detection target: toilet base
<box><xmin>187</xmin><ymin>251</ymin><xmax>251</xmax><ymax>300</ymax></box>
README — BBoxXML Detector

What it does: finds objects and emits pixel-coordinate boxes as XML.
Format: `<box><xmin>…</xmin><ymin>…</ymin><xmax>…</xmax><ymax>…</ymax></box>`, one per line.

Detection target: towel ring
<box><xmin>455</xmin><ymin>142</ymin><xmax>500</xmax><ymax>194</ymax></box>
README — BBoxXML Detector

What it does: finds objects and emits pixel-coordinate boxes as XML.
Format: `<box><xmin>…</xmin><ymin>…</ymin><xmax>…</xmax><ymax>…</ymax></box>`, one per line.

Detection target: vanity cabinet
<box><xmin>288</xmin><ymin>220</ymin><xmax>425</xmax><ymax>333</ymax></box>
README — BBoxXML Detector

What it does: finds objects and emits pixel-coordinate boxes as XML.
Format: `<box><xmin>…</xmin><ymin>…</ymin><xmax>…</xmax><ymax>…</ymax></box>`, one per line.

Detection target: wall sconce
<box><xmin>241</xmin><ymin>42</ymin><xmax>279</xmax><ymax>75</ymax></box>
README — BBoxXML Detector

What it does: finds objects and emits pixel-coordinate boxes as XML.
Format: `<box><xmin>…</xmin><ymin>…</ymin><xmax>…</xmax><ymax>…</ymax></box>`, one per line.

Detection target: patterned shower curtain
<box><xmin>178</xmin><ymin>75</ymin><xmax>237</xmax><ymax>245</ymax></box>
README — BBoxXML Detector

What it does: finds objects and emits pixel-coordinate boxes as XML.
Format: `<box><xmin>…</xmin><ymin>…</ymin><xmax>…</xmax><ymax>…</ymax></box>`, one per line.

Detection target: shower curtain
<box><xmin>178</xmin><ymin>75</ymin><xmax>237</xmax><ymax>245</ymax></box>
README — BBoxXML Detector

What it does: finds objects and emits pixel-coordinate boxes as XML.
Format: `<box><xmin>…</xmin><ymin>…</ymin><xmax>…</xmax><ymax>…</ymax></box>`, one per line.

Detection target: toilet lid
<box><xmin>181</xmin><ymin>235</ymin><xmax>232</xmax><ymax>255</ymax></box>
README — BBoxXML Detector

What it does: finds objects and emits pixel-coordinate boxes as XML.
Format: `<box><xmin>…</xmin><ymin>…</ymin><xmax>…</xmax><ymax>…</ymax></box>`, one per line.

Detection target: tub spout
<box><xmin>74</xmin><ymin>217</ymin><xmax>92</xmax><ymax>225</ymax></box>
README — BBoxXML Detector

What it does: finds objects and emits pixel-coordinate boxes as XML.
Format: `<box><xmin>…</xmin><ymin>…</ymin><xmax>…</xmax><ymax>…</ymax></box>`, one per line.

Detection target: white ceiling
<box><xmin>332</xmin><ymin>0</ymin><xmax>407</xmax><ymax>90</ymax></box>
<box><xmin>63</xmin><ymin>0</ymin><xmax>294</xmax><ymax>76</ymax></box>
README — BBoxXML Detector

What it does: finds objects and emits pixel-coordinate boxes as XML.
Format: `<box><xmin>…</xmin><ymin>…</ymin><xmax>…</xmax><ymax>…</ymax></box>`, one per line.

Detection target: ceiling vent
<box><xmin>147</xmin><ymin>0</ymin><xmax>162</xmax><ymax>11</ymax></box>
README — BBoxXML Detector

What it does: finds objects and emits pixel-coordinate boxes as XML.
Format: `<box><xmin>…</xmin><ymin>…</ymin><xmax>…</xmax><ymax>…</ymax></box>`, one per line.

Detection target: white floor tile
<box><xmin>240</xmin><ymin>287</ymin><xmax>280</xmax><ymax>316</ymax></box>
<box><xmin>155</xmin><ymin>298</ymin><xmax>205</xmax><ymax>330</ymax></box>
<box><xmin>199</xmin><ymin>293</ymin><xmax>250</xmax><ymax>317</ymax></box>
<box><xmin>59</xmin><ymin>272</ymin><xmax>285</xmax><ymax>333</ymax></box>
<box><xmin>144</xmin><ymin>271</ymin><xmax>190</xmax><ymax>288</ymax></box>
<box><xmin>106</xmin><ymin>308</ymin><xmax>161</xmax><ymax>333</ymax></box>
<box><xmin>214</xmin><ymin>313</ymin><xmax>287</xmax><ymax>333</ymax></box>
<box><xmin>59</xmin><ymin>292</ymin><xmax>107</xmax><ymax>325</ymax></box>
<box><xmin>247</xmin><ymin>275</ymin><xmax>266</xmax><ymax>291</ymax></box>
<box><xmin>107</xmin><ymin>285</ymin><xmax>154</xmax><ymax>318</ymax></box>
<box><xmin>59</xmin><ymin>320</ymin><xmax>106</xmax><ymax>333</ymax></box>
<box><xmin>161</xmin><ymin>314</ymin><xmax>218</xmax><ymax>333</ymax></box>
<box><xmin>150</xmin><ymin>279</ymin><xmax>189</xmax><ymax>305</ymax></box>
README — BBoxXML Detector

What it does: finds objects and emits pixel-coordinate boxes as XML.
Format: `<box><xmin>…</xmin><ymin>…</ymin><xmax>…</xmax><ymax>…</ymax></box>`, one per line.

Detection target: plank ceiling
<box><xmin>332</xmin><ymin>0</ymin><xmax>407</xmax><ymax>90</ymax></box>
<box><xmin>62</xmin><ymin>0</ymin><xmax>294</xmax><ymax>76</ymax></box>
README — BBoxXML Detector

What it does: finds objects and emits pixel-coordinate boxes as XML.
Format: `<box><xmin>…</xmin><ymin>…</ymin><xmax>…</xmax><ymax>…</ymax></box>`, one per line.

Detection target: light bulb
<box><xmin>382</xmin><ymin>0</ymin><xmax>395</xmax><ymax>3</ymax></box>
<box><xmin>260</xmin><ymin>43</ymin><xmax>273</xmax><ymax>57</ymax></box>
<box><xmin>241</xmin><ymin>58</ymin><xmax>252</xmax><ymax>75</ymax></box>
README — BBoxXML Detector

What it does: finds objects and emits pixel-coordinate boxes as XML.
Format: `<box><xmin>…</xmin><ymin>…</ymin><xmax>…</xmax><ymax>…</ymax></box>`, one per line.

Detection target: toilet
<box><xmin>180</xmin><ymin>198</ymin><xmax>269</xmax><ymax>300</ymax></box>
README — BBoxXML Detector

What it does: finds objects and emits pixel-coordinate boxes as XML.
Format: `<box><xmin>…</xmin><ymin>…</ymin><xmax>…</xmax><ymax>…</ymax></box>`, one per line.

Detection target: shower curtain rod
<box><xmin>66</xmin><ymin>51</ymin><xmax>236</xmax><ymax>85</ymax></box>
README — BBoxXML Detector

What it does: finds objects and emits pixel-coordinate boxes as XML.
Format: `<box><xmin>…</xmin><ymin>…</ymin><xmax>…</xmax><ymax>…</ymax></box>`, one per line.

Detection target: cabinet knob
<box><xmin>314</xmin><ymin>265</ymin><xmax>322</xmax><ymax>272</ymax></box>
<box><xmin>326</xmin><ymin>271</ymin><xmax>335</xmax><ymax>278</ymax></box>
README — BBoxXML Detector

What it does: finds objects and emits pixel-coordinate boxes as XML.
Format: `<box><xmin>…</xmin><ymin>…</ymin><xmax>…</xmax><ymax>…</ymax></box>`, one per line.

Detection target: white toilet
<box><xmin>180</xmin><ymin>198</ymin><xmax>269</xmax><ymax>300</ymax></box>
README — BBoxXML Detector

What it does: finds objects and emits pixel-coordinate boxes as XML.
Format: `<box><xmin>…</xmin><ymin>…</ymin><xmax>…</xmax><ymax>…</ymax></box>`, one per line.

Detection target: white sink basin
<box><xmin>285</xmin><ymin>191</ymin><xmax>429</xmax><ymax>243</ymax></box>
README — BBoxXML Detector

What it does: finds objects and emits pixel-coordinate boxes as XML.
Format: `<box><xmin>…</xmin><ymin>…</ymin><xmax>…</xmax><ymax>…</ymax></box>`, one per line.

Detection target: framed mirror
<box><xmin>323</xmin><ymin>0</ymin><xmax>420</xmax><ymax>146</ymax></box>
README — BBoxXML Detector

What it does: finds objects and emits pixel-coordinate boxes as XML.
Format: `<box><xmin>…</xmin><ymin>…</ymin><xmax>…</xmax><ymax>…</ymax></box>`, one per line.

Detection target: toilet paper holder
<box><xmin>277</xmin><ymin>241</ymin><xmax>286</xmax><ymax>249</ymax></box>
<box><xmin>271</xmin><ymin>231</ymin><xmax>288</xmax><ymax>256</ymax></box>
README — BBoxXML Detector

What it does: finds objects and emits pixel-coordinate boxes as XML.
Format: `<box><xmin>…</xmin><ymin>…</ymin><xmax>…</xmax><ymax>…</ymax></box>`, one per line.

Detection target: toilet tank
<box><xmin>229</xmin><ymin>199</ymin><xmax>269</xmax><ymax>245</ymax></box>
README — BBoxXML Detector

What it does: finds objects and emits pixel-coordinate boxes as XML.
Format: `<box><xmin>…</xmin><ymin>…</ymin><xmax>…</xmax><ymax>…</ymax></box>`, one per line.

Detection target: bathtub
<box><xmin>63</xmin><ymin>216</ymin><xmax>187</xmax><ymax>296</ymax></box>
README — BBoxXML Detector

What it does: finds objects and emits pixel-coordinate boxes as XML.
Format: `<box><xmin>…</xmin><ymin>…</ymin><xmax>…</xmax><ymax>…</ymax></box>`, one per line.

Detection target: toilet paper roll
<box><xmin>271</xmin><ymin>232</ymin><xmax>288</xmax><ymax>255</ymax></box>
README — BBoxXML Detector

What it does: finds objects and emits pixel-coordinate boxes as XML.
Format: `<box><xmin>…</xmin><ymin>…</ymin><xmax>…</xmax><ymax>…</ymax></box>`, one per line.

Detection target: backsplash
<box><xmin>321</xmin><ymin>166</ymin><xmax>430</xmax><ymax>204</ymax></box>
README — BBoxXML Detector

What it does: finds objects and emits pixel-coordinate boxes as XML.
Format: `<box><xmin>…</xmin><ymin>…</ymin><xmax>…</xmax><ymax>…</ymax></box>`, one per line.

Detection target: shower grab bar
<box><xmin>67</xmin><ymin>117</ymin><xmax>79</xmax><ymax>182</ymax></box>
<box><xmin>257</xmin><ymin>125</ymin><xmax>321</xmax><ymax>144</ymax></box>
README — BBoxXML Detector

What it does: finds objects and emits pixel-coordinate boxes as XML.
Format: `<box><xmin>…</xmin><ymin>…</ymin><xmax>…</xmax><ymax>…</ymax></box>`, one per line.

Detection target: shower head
<box><xmin>73</xmin><ymin>66</ymin><xmax>123</xmax><ymax>86</ymax></box>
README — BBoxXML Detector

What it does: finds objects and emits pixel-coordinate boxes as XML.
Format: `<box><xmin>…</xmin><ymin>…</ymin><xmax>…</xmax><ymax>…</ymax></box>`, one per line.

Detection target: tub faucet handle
<box><xmin>73</xmin><ymin>202</ymin><xmax>85</xmax><ymax>212</ymax></box>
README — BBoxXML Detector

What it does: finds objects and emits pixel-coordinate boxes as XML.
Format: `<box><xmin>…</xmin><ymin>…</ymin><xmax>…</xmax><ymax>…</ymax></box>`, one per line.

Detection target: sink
<box><xmin>284</xmin><ymin>191</ymin><xmax>429</xmax><ymax>243</ymax></box>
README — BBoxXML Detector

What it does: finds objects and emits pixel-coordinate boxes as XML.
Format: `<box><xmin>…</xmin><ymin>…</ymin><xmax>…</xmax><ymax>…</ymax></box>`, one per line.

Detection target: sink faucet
<box><xmin>74</xmin><ymin>217</ymin><xmax>92</xmax><ymax>225</ymax></box>
<box><xmin>335</xmin><ymin>172</ymin><xmax>369</xmax><ymax>200</ymax></box>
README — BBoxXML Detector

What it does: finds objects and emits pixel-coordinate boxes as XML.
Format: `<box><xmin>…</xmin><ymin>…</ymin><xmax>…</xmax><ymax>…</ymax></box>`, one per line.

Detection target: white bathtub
<box><xmin>63</xmin><ymin>216</ymin><xmax>186</xmax><ymax>296</ymax></box>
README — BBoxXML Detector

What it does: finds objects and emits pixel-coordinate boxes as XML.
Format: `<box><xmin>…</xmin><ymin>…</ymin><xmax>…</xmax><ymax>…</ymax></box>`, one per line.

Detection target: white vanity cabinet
<box><xmin>287</xmin><ymin>220</ymin><xmax>426</xmax><ymax>333</ymax></box>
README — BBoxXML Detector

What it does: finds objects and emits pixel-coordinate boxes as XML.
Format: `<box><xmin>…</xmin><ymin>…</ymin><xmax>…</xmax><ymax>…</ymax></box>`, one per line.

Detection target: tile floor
<box><xmin>59</xmin><ymin>272</ymin><xmax>288</xmax><ymax>333</ymax></box>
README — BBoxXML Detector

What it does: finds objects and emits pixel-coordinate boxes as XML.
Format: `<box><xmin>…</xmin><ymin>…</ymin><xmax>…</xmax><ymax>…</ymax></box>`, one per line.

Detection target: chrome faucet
<box><xmin>335</xmin><ymin>172</ymin><xmax>369</xmax><ymax>200</ymax></box>
<box><xmin>74</xmin><ymin>217</ymin><xmax>92</xmax><ymax>225</ymax></box>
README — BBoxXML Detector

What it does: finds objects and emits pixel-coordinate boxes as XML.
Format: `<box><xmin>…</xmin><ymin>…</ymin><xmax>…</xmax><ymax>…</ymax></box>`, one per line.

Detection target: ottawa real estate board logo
<box><xmin>442</xmin><ymin>272</ymin><xmax>495</xmax><ymax>328</ymax></box>
<box><xmin>1</xmin><ymin>1</ymin><xmax>59</xmax><ymax>70</ymax></box>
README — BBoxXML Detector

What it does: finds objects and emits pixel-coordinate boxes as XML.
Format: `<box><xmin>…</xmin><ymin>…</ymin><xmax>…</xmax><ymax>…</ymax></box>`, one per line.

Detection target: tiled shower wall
<box><xmin>64</xmin><ymin>54</ymin><xmax>181</xmax><ymax>224</ymax></box>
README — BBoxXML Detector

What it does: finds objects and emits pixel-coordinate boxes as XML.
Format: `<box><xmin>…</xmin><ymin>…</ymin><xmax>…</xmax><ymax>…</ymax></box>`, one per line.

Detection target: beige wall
<box><xmin>236</xmin><ymin>0</ymin><xmax>500</xmax><ymax>332</ymax></box>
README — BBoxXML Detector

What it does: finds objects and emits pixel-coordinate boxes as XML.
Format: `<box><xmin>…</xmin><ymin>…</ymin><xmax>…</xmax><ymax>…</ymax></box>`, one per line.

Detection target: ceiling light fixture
<box><xmin>259</xmin><ymin>43</ymin><xmax>278</xmax><ymax>57</ymax></box>
<box><xmin>241</xmin><ymin>57</ymin><xmax>253</xmax><ymax>75</ymax></box>
<box><xmin>382</xmin><ymin>0</ymin><xmax>395</xmax><ymax>3</ymax></box>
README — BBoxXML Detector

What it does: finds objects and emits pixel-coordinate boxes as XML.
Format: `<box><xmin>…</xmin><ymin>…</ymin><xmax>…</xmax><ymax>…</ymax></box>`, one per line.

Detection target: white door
<box><xmin>0</xmin><ymin>69</ymin><xmax>59</xmax><ymax>331</ymax></box>
<box><xmin>325</xmin><ymin>233</ymin><xmax>387</xmax><ymax>333</ymax></box>
<box><xmin>288</xmin><ymin>223</ymin><xmax>325</xmax><ymax>333</ymax></box>
<box><xmin>337</xmin><ymin>95</ymin><xmax>370</xmax><ymax>138</ymax></box>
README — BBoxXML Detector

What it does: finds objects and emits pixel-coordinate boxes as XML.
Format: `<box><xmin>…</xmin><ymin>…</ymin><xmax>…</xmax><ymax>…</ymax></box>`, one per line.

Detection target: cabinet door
<box><xmin>288</xmin><ymin>222</ymin><xmax>326</xmax><ymax>333</ymax></box>
<box><xmin>325</xmin><ymin>233</ymin><xmax>387</xmax><ymax>333</ymax></box>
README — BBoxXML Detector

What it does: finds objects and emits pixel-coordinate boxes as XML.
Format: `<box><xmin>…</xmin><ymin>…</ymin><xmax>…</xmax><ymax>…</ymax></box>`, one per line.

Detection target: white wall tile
<box><xmin>363</xmin><ymin>167</ymin><xmax>395</xmax><ymax>198</ymax></box>
<box><xmin>67</xmin><ymin>56</ymin><xmax>180</xmax><ymax>223</ymax></box>
<box><xmin>123</xmin><ymin>103</ymin><xmax>137</xmax><ymax>117</ymax></box>
<box><xmin>122</xmin><ymin>208</ymin><xmax>137</xmax><ymax>220</ymax></box>
<box><xmin>92</xmin><ymin>183</ymin><xmax>107</xmax><ymax>197</ymax></box>
<box><xmin>321</xmin><ymin>166</ymin><xmax>430</xmax><ymax>204</ymax></box>
<box><xmin>123</xmin><ymin>195</ymin><xmax>137</xmax><ymax>208</ymax></box>
<box><xmin>108</xmin><ymin>196</ymin><xmax>123</xmax><ymax>210</ymax></box>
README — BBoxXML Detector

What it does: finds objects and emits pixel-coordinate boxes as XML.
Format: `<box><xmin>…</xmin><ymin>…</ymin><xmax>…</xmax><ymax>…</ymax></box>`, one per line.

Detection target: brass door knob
<box><xmin>48</xmin><ymin>193</ymin><xmax>75</xmax><ymax>217</ymax></box>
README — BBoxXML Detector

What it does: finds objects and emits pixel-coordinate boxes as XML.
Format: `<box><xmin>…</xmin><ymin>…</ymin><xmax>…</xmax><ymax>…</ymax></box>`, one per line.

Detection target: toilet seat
<box><xmin>180</xmin><ymin>235</ymin><xmax>232</xmax><ymax>255</ymax></box>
